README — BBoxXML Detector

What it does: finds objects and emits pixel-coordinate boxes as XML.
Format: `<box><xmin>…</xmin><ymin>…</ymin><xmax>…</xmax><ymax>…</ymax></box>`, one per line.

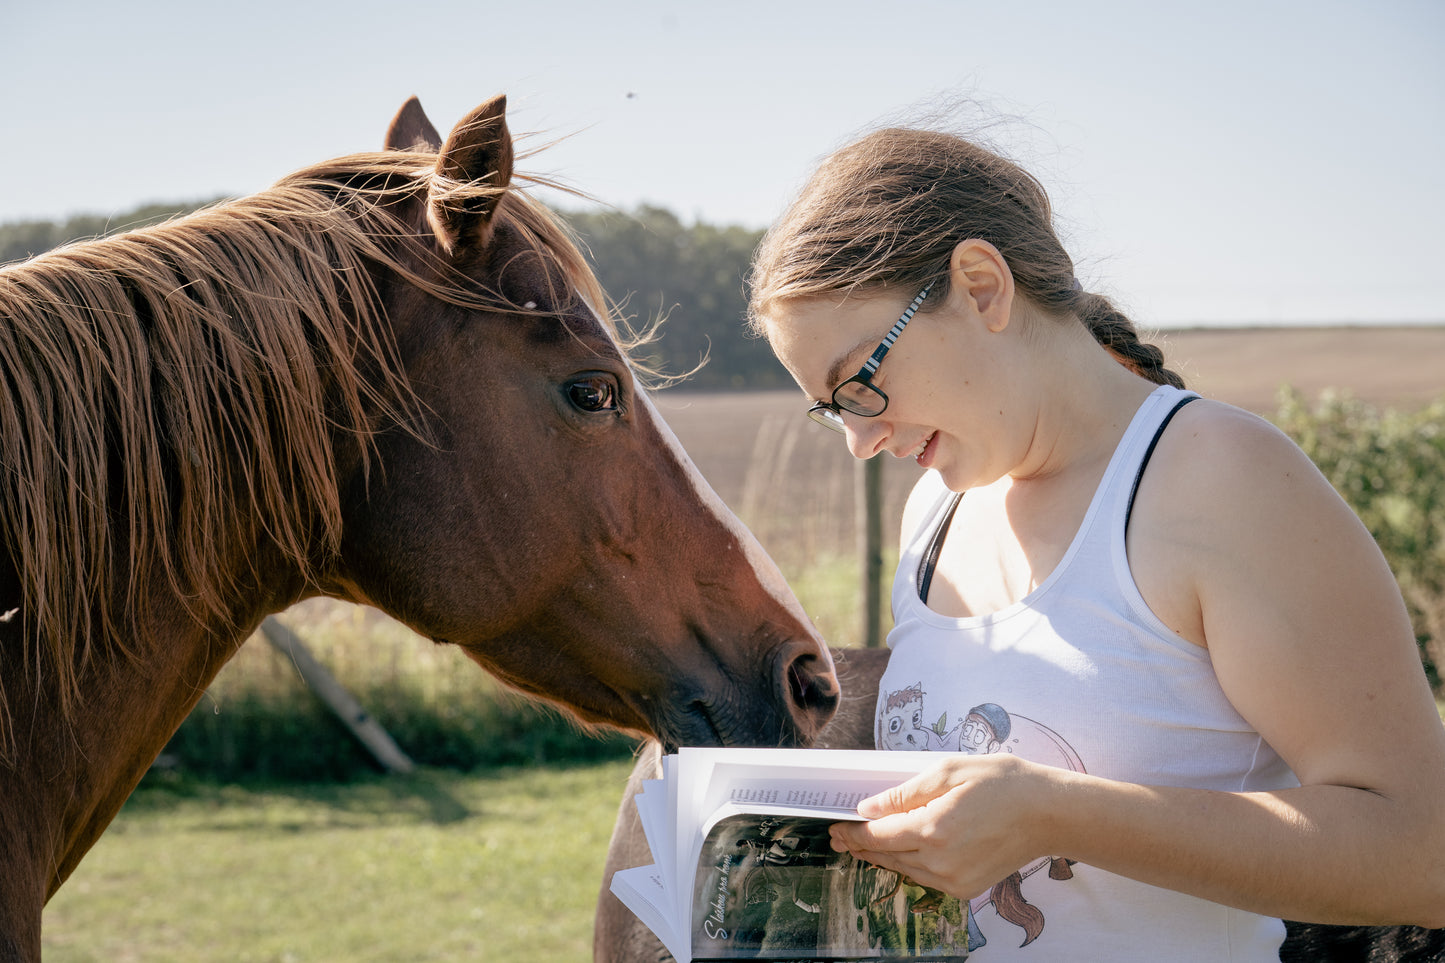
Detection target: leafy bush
<box><xmin>1272</xmin><ymin>388</ymin><xmax>1445</xmax><ymax>689</ymax></box>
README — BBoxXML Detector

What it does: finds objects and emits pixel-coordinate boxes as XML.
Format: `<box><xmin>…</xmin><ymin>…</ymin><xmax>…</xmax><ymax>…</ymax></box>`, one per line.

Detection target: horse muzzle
<box><xmin>647</xmin><ymin>641</ymin><xmax>840</xmax><ymax>752</ymax></box>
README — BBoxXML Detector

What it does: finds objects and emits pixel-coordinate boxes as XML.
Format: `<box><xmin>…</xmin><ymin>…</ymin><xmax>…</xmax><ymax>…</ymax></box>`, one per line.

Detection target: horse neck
<box><xmin>0</xmin><ymin>553</ymin><xmax>295</xmax><ymax>907</ymax></box>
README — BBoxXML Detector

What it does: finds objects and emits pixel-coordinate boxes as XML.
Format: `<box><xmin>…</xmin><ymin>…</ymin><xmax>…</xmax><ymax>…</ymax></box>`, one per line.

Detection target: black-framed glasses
<box><xmin>806</xmin><ymin>282</ymin><xmax>933</xmax><ymax>432</ymax></box>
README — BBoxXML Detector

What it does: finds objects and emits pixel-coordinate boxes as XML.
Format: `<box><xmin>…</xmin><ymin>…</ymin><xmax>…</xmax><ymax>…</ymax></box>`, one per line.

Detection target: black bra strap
<box><xmin>1124</xmin><ymin>395</ymin><xmax>1198</xmax><ymax>533</ymax></box>
<box><xmin>917</xmin><ymin>491</ymin><xmax>964</xmax><ymax>603</ymax></box>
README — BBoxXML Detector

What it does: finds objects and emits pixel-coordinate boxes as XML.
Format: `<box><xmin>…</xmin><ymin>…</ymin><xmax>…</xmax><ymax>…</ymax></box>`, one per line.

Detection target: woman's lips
<box><xmin>914</xmin><ymin>431</ymin><xmax>938</xmax><ymax>468</ymax></box>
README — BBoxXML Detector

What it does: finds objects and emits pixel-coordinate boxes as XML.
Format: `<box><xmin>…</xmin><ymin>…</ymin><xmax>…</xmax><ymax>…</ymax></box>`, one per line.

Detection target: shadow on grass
<box><xmin>387</xmin><ymin>768</ymin><xmax>471</xmax><ymax>824</ymax></box>
<box><xmin>124</xmin><ymin>765</ymin><xmax>547</xmax><ymax>829</ymax></box>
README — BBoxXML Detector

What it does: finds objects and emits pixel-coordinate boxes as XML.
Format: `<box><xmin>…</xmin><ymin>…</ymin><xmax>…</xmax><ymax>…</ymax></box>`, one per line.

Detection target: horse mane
<box><xmin>0</xmin><ymin>146</ymin><xmax>617</xmax><ymax>753</ymax></box>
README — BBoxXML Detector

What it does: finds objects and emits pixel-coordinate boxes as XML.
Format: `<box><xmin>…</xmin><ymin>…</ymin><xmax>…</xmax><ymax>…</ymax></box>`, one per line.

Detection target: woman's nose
<box><xmin>843</xmin><ymin>415</ymin><xmax>888</xmax><ymax>460</ymax></box>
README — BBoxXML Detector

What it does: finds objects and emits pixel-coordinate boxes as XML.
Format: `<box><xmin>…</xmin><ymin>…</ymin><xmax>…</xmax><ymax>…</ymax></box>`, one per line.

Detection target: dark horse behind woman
<box><xmin>595</xmin><ymin>647</ymin><xmax>1444</xmax><ymax>962</ymax></box>
<box><xmin>0</xmin><ymin>94</ymin><xmax>839</xmax><ymax>960</ymax></box>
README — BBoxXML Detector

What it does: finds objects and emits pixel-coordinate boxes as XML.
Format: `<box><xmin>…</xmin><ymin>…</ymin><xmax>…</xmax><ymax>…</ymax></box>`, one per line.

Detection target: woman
<box><xmin>747</xmin><ymin>125</ymin><xmax>1445</xmax><ymax>959</ymax></box>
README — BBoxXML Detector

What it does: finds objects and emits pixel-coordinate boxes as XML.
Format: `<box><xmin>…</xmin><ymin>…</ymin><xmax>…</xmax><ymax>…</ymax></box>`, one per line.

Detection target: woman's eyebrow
<box><xmin>824</xmin><ymin>337</ymin><xmax>878</xmax><ymax>391</ymax></box>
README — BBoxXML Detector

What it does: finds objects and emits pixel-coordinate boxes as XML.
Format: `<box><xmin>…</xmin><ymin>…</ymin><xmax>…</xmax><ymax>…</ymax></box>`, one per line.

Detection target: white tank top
<box><xmin>876</xmin><ymin>384</ymin><xmax>1297</xmax><ymax>960</ymax></box>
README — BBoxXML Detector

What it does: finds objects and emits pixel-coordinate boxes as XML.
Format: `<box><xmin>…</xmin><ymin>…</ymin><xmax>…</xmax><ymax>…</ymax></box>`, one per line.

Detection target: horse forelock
<box><xmin>0</xmin><ymin>146</ymin><xmax>626</xmax><ymax>752</ymax></box>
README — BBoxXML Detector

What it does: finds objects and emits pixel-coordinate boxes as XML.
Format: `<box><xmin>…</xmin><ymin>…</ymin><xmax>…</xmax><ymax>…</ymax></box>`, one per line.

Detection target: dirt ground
<box><xmin>1155</xmin><ymin>325</ymin><xmax>1445</xmax><ymax>413</ymax></box>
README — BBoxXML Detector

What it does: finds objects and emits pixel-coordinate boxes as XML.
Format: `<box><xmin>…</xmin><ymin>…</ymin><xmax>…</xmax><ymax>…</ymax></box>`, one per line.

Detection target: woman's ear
<box><xmin>948</xmin><ymin>238</ymin><xmax>1014</xmax><ymax>332</ymax></box>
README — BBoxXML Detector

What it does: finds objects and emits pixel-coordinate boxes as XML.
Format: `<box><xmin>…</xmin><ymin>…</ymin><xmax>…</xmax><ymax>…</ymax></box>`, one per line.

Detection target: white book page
<box><xmin>688</xmin><ymin>747</ymin><xmax>950</xmax><ymax>819</ymax></box>
<box><xmin>633</xmin><ymin>778</ymin><xmax>670</xmax><ymax>869</ymax></box>
<box><xmin>671</xmin><ymin>749</ymin><xmax>719</xmax><ymax>929</ymax></box>
<box><xmin>608</xmin><ymin>864</ymin><xmax>688</xmax><ymax>962</ymax></box>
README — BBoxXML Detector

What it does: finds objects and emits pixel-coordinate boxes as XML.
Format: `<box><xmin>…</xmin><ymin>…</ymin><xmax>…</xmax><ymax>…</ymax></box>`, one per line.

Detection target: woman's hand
<box><xmin>829</xmin><ymin>752</ymin><xmax>1065</xmax><ymax>900</ymax></box>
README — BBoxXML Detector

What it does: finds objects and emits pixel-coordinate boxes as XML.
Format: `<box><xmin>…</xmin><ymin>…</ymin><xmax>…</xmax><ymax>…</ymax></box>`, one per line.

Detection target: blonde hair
<box><xmin>748</xmin><ymin>127</ymin><xmax>1184</xmax><ymax>388</ymax></box>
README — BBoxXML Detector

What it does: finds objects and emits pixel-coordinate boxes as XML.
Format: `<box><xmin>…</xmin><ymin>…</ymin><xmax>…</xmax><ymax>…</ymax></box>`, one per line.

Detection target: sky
<box><xmin>3</xmin><ymin>0</ymin><xmax>1442</xmax><ymax>328</ymax></box>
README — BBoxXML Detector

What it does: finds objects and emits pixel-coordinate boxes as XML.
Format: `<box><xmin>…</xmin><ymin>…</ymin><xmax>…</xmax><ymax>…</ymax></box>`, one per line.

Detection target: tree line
<box><xmin>0</xmin><ymin>200</ymin><xmax>791</xmax><ymax>390</ymax></box>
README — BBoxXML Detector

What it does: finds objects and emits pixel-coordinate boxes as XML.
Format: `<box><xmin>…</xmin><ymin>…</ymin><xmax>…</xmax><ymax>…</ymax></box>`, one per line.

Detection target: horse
<box><xmin>594</xmin><ymin>647</ymin><xmax>1445</xmax><ymax>962</ymax></box>
<box><xmin>0</xmin><ymin>94</ymin><xmax>839</xmax><ymax>961</ymax></box>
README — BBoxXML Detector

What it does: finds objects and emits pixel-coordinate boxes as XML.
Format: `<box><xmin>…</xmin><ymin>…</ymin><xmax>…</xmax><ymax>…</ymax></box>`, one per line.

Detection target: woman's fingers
<box><xmin>828</xmin><ymin>753</ymin><xmax>1054</xmax><ymax>900</ymax></box>
<box><xmin>830</xmin><ymin>806</ymin><xmax>925</xmax><ymax>855</ymax></box>
<box><xmin>857</xmin><ymin>755</ymin><xmax>972</xmax><ymax>818</ymax></box>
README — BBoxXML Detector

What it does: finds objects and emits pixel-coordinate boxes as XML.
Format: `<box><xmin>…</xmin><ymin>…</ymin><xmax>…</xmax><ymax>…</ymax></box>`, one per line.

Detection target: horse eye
<box><xmin>566</xmin><ymin>376</ymin><xmax>619</xmax><ymax>413</ymax></box>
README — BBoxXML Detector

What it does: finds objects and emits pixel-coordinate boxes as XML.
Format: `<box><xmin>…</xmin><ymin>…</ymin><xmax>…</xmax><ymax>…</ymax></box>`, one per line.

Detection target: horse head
<box><xmin>323</xmin><ymin>96</ymin><xmax>839</xmax><ymax>750</ymax></box>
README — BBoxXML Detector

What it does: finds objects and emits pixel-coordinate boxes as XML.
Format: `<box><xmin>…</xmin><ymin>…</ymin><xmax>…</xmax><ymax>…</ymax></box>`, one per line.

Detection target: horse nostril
<box><xmin>788</xmin><ymin>653</ymin><xmax>841</xmax><ymax>718</ymax></box>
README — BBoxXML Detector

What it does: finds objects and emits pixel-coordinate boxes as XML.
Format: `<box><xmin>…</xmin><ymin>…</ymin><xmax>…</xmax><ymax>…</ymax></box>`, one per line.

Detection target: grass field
<box><xmin>39</xmin><ymin>324</ymin><xmax>1445</xmax><ymax>959</ymax></box>
<box><xmin>43</xmin><ymin>762</ymin><xmax>637</xmax><ymax>962</ymax></box>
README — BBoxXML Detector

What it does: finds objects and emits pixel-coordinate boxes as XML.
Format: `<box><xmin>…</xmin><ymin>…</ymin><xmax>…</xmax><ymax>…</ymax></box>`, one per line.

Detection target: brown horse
<box><xmin>595</xmin><ymin>648</ymin><xmax>1445</xmax><ymax>962</ymax></box>
<box><xmin>0</xmin><ymin>95</ymin><xmax>838</xmax><ymax>960</ymax></box>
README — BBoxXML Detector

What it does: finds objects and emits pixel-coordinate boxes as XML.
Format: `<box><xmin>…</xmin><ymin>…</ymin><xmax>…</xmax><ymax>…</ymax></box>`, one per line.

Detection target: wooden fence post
<box><xmin>258</xmin><ymin>615</ymin><xmax>416</xmax><ymax>774</ymax></box>
<box><xmin>857</xmin><ymin>456</ymin><xmax>884</xmax><ymax>648</ymax></box>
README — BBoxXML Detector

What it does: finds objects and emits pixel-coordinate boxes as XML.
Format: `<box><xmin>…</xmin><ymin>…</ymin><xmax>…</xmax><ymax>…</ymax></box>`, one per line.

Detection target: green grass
<box><xmin>42</xmin><ymin>760</ymin><xmax>639</xmax><ymax>962</ymax></box>
<box><xmin>785</xmin><ymin>548</ymin><xmax>899</xmax><ymax>648</ymax></box>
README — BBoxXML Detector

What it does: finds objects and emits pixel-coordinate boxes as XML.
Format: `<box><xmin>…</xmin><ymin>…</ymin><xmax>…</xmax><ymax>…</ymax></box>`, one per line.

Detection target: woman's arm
<box><xmin>831</xmin><ymin>403</ymin><xmax>1445</xmax><ymax>926</ymax></box>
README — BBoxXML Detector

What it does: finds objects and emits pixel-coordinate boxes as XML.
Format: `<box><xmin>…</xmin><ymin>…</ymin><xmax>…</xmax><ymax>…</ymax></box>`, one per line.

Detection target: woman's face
<box><xmin>765</xmin><ymin>288</ymin><xmax>1016</xmax><ymax>491</ymax></box>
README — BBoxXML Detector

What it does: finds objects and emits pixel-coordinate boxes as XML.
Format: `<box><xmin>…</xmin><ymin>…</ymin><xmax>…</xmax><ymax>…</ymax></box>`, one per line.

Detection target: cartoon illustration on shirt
<box><xmin>877</xmin><ymin>682</ymin><xmax>933</xmax><ymax>750</ymax></box>
<box><xmin>958</xmin><ymin>702</ymin><xmax>1010</xmax><ymax>753</ymax></box>
<box><xmin>877</xmin><ymin>683</ymin><xmax>1086</xmax><ymax>950</ymax></box>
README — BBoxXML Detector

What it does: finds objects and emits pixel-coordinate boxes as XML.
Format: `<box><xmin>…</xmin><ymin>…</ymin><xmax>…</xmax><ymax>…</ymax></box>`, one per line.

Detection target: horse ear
<box><xmin>428</xmin><ymin>94</ymin><xmax>513</xmax><ymax>252</ymax></box>
<box><xmin>385</xmin><ymin>96</ymin><xmax>442</xmax><ymax>151</ymax></box>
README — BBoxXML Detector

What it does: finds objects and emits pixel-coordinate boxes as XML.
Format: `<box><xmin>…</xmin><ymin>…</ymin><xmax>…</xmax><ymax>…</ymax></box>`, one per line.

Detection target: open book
<box><xmin>609</xmin><ymin>747</ymin><xmax>976</xmax><ymax>962</ymax></box>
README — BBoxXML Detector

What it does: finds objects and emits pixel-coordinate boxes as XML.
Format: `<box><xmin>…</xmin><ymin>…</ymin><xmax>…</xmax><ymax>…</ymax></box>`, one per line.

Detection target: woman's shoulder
<box><xmin>1140</xmin><ymin>395</ymin><xmax>1368</xmax><ymax>558</ymax></box>
<box><xmin>1158</xmin><ymin>397</ymin><xmax>1325</xmax><ymax>494</ymax></box>
<box><xmin>1129</xmin><ymin>394</ymin><xmax>1392</xmax><ymax>650</ymax></box>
